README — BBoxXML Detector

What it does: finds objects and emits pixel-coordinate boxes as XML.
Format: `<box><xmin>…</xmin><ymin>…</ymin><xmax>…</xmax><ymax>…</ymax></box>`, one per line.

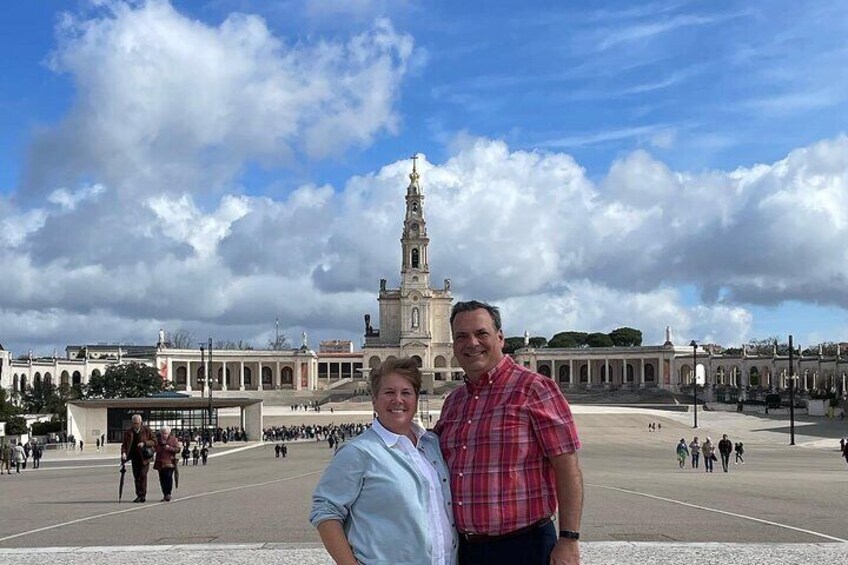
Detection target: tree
<box><xmin>502</xmin><ymin>337</ymin><xmax>525</xmax><ymax>355</ymax></box>
<box><xmin>585</xmin><ymin>332</ymin><xmax>614</xmax><ymax>347</ymax></box>
<box><xmin>215</xmin><ymin>339</ymin><xmax>254</xmax><ymax>350</ymax></box>
<box><xmin>266</xmin><ymin>333</ymin><xmax>290</xmax><ymax>351</ymax></box>
<box><xmin>0</xmin><ymin>389</ymin><xmax>26</xmax><ymax>435</ymax></box>
<box><xmin>22</xmin><ymin>377</ymin><xmax>59</xmax><ymax>413</ymax></box>
<box><xmin>84</xmin><ymin>362</ymin><xmax>172</xmax><ymax>399</ymax></box>
<box><xmin>528</xmin><ymin>336</ymin><xmax>548</xmax><ymax>348</ymax></box>
<box><xmin>548</xmin><ymin>331</ymin><xmax>588</xmax><ymax>348</ymax></box>
<box><xmin>608</xmin><ymin>327</ymin><xmax>642</xmax><ymax>347</ymax></box>
<box><xmin>168</xmin><ymin>329</ymin><xmax>195</xmax><ymax>349</ymax></box>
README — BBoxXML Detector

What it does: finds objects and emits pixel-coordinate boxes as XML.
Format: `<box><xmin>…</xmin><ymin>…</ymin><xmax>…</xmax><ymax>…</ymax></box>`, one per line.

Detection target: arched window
<box><xmin>538</xmin><ymin>364</ymin><xmax>551</xmax><ymax>378</ymax></box>
<box><xmin>644</xmin><ymin>364</ymin><xmax>655</xmax><ymax>382</ymax></box>
<box><xmin>411</xmin><ymin>356</ymin><xmax>423</xmax><ymax>368</ymax></box>
<box><xmin>559</xmin><ymin>365</ymin><xmax>571</xmax><ymax>383</ymax></box>
<box><xmin>176</xmin><ymin>366</ymin><xmax>187</xmax><ymax>385</ymax></box>
<box><xmin>411</xmin><ymin>248</ymin><xmax>420</xmax><ymax>268</ymax></box>
<box><xmin>281</xmin><ymin>367</ymin><xmax>294</xmax><ymax>387</ymax></box>
<box><xmin>72</xmin><ymin>371</ymin><xmax>82</xmax><ymax>386</ymax></box>
<box><xmin>625</xmin><ymin>364</ymin><xmax>635</xmax><ymax>382</ymax></box>
<box><xmin>262</xmin><ymin>366</ymin><xmax>273</xmax><ymax>386</ymax></box>
<box><xmin>244</xmin><ymin>366</ymin><xmax>252</xmax><ymax>386</ymax></box>
<box><xmin>580</xmin><ymin>365</ymin><xmax>589</xmax><ymax>383</ymax></box>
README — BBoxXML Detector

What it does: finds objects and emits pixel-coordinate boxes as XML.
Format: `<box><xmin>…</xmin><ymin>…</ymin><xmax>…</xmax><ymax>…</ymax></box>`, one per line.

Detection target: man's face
<box><xmin>132</xmin><ymin>417</ymin><xmax>142</xmax><ymax>429</ymax></box>
<box><xmin>452</xmin><ymin>308</ymin><xmax>505</xmax><ymax>381</ymax></box>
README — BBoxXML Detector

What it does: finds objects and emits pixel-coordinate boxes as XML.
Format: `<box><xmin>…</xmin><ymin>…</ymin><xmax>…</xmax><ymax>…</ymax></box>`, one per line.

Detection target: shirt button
<box><xmin>474</xmin><ymin>395</ymin><xmax>479</xmax><ymax>400</ymax></box>
<box><xmin>458</xmin><ymin>501</ymin><xmax>463</xmax><ymax>506</ymax></box>
<box><xmin>459</xmin><ymin>472</ymin><xmax>464</xmax><ymax>477</ymax></box>
<box><xmin>466</xmin><ymin>420</ymin><xmax>472</xmax><ymax>424</ymax></box>
<box><xmin>462</xmin><ymin>445</ymin><xmax>467</xmax><ymax>450</ymax></box>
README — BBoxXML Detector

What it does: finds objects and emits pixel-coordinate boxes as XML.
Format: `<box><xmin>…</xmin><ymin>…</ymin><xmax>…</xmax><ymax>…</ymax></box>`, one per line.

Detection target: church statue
<box><xmin>380</xmin><ymin>278</ymin><xmax>387</xmax><ymax>291</ymax></box>
<box><xmin>444</xmin><ymin>278</ymin><xmax>451</xmax><ymax>291</ymax></box>
<box><xmin>302</xmin><ymin>331</ymin><xmax>309</xmax><ymax>349</ymax></box>
<box><xmin>412</xmin><ymin>308</ymin><xmax>420</xmax><ymax>328</ymax></box>
<box><xmin>524</xmin><ymin>330</ymin><xmax>530</xmax><ymax>347</ymax></box>
<box><xmin>158</xmin><ymin>328</ymin><xmax>166</xmax><ymax>347</ymax></box>
<box><xmin>364</xmin><ymin>314</ymin><xmax>373</xmax><ymax>336</ymax></box>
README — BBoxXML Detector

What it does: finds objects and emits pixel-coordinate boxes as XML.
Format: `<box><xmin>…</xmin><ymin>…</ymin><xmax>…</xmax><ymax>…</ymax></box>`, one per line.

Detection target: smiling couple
<box><xmin>310</xmin><ymin>300</ymin><xmax>584</xmax><ymax>565</ymax></box>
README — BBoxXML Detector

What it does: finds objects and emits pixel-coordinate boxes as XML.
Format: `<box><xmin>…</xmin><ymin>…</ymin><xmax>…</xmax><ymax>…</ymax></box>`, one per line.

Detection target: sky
<box><xmin>1</xmin><ymin>0</ymin><xmax>847</xmax><ymax>356</ymax></box>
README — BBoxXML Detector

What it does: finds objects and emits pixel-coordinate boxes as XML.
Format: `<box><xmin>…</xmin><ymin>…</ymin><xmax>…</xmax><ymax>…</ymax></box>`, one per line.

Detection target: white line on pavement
<box><xmin>588</xmin><ymin>483</ymin><xmax>848</xmax><ymax>543</ymax></box>
<box><xmin>0</xmin><ymin>469</ymin><xmax>323</xmax><ymax>544</ymax></box>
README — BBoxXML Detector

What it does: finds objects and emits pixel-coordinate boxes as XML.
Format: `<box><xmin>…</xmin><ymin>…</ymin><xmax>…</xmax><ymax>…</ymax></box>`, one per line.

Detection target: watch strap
<box><xmin>559</xmin><ymin>530</ymin><xmax>580</xmax><ymax>540</ymax></box>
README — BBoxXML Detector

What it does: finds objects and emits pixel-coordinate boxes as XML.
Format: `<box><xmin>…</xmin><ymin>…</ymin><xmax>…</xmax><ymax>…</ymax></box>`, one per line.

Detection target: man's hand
<box><xmin>137</xmin><ymin>442</ymin><xmax>145</xmax><ymax>448</ymax></box>
<box><xmin>550</xmin><ymin>539</ymin><xmax>580</xmax><ymax>565</ymax></box>
<box><xmin>120</xmin><ymin>453</ymin><xmax>127</xmax><ymax>462</ymax></box>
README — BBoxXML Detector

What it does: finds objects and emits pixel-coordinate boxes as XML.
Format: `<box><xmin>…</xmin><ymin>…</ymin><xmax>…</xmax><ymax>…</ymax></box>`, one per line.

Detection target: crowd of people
<box><xmin>0</xmin><ymin>439</ymin><xmax>45</xmax><ymax>474</ymax></box>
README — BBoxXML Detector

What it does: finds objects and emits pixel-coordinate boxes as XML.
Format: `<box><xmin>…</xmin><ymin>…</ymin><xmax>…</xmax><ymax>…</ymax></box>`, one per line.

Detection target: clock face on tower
<box><xmin>411</xmin><ymin>223</ymin><xmax>419</xmax><ymax>233</ymax></box>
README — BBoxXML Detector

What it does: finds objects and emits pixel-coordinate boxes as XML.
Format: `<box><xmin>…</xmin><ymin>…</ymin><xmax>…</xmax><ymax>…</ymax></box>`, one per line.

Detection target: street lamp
<box><xmin>207</xmin><ymin>337</ymin><xmax>213</xmax><ymax>436</ymax></box>
<box><xmin>789</xmin><ymin>335</ymin><xmax>796</xmax><ymax>446</ymax></box>
<box><xmin>199</xmin><ymin>344</ymin><xmax>206</xmax><ymax>433</ymax></box>
<box><xmin>690</xmin><ymin>340</ymin><xmax>699</xmax><ymax>428</ymax></box>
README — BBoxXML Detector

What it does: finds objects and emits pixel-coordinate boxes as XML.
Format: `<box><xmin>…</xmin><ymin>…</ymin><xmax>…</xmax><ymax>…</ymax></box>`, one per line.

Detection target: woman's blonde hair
<box><xmin>369</xmin><ymin>357</ymin><xmax>422</xmax><ymax>398</ymax></box>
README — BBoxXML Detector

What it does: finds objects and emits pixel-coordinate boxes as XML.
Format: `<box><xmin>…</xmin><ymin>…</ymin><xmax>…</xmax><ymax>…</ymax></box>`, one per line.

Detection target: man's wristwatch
<box><xmin>559</xmin><ymin>530</ymin><xmax>580</xmax><ymax>540</ymax></box>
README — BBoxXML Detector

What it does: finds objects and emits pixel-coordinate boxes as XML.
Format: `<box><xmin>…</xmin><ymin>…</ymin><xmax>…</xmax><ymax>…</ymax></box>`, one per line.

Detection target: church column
<box><xmin>587</xmin><ymin>360</ymin><xmax>592</xmax><ymax>388</ymax></box>
<box><xmin>275</xmin><ymin>361</ymin><xmax>281</xmax><ymax>389</ymax></box>
<box><xmin>258</xmin><ymin>361</ymin><xmax>264</xmax><ymax>391</ymax></box>
<box><xmin>622</xmin><ymin>357</ymin><xmax>627</xmax><ymax>387</ymax></box>
<box><xmin>186</xmin><ymin>362</ymin><xmax>193</xmax><ymax>392</ymax></box>
<box><xmin>221</xmin><ymin>361</ymin><xmax>228</xmax><ymax>391</ymax></box>
<box><xmin>239</xmin><ymin>361</ymin><xmax>245</xmax><ymax>391</ymax></box>
<box><xmin>604</xmin><ymin>357</ymin><xmax>610</xmax><ymax>388</ymax></box>
<box><xmin>569</xmin><ymin>359</ymin><xmax>574</xmax><ymax>389</ymax></box>
<box><xmin>640</xmin><ymin>358</ymin><xmax>646</xmax><ymax>388</ymax></box>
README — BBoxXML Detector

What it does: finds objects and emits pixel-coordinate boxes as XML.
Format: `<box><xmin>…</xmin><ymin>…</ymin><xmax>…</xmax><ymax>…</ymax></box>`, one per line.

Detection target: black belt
<box><xmin>459</xmin><ymin>517</ymin><xmax>553</xmax><ymax>544</ymax></box>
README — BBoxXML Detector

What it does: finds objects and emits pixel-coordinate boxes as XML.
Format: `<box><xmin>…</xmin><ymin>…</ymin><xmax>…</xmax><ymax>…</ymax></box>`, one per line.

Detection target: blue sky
<box><xmin>0</xmin><ymin>0</ymin><xmax>847</xmax><ymax>355</ymax></box>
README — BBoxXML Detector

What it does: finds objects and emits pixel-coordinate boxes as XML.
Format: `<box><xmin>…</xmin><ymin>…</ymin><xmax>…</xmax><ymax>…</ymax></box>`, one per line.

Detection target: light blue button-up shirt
<box><xmin>310</xmin><ymin>421</ymin><xmax>458</xmax><ymax>565</ymax></box>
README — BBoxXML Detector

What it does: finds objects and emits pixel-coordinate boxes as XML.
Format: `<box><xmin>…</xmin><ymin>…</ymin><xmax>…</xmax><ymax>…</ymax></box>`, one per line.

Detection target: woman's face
<box><xmin>373</xmin><ymin>372</ymin><xmax>418</xmax><ymax>436</ymax></box>
<box><xmin>161</xmin><ymin>429</ymin><xmax>170</xmax><ymax>438</ymax></box>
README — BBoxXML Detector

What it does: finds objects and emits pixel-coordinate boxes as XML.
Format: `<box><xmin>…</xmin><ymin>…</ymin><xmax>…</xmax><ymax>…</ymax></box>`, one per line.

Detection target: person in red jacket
<box><xmin>153</xmin><ymin>426</ymin><xmax>180</xmax><ymax>501</ymax></box>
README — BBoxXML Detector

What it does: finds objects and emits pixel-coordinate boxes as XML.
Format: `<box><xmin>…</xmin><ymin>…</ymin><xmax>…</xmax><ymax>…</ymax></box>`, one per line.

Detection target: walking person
<box><xmin>689</xmin><ymin>437</ymin><xmax>701</xmax><ymax>469</ymax></box>
<box><xmin>153</xmin><ymin>426</ymin><xmax>180</xmax><ymax>501</ymax></box>
<box><xmin>32</xmin><ymin>442</ymin><xmax>43</xmax><ymax>469</ymax></box>
<box><xmin>718</xmin><ymin>434</ymin><xmax>733</xmax><ymax>472</ymax></box>
<box><xmin>191</xmin><ymin>445</ymin><xmax>199</xmax><ymax>465</ymax></box>
<box><xmin>181</xmin><ymin>444</ymin><xmax>190</xmax><ymax>466</ymax></box>
<box><xmin>200</xmin><ymin>445</ymin><xmax>209</xmax><ymax>465</ymax></box>
<box><xmin>434</xmin><ymin>300</ymin><xmax>583</xmax><ymax>565</ymax></box>
<box><xmin>13</xmin><ymin>442</ymin><xmax>25</xmax><ymax>473</ymax></box>
<box><xmin>734</xmin><ymin>441</ymin><xmax>745</xmax><ymax>464</ymax></box>
<box><xmin>702</xmin><ymin>437</ymin><xmax>716</xmax><ymax>473</ymax></box>
<box><xmin>121</xmin><ymin>414</ymin><xmax>156</xmax><ymax>503</ymax></box>
<box><xmin>842</xmin><ymin>439</ymin><xmax>848</xmax><ymax>468</ymax></box>
<box><xmin>0</xmin><ymin>442</ymin><xmax>11</xmax><ymax>474</ymax></box>
<box><xmin>676</xmin><ymin>439</ymin><xmax>689</xmax><ymax>469</ymax></box>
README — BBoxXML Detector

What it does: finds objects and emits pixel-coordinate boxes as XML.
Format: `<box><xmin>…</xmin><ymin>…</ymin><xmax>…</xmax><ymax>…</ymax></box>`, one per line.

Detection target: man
<box><xmin>718</xmin><ymin>434</ymin><xmax>733</xmax><ymax>473</ymax></box>
<box><xmin>689</xmin><ymin>437</ymin><xmax>701</xmax><ymax>469</ymax></box>
<box><xmin>434</xmin><ymin>300</ymin><xmax>583</xmax><ymax>565</ymax></box>
<box><xmin>121</xmin><ymin>414</ymin><xmax>156</xmax><ymax>503</ymax></box>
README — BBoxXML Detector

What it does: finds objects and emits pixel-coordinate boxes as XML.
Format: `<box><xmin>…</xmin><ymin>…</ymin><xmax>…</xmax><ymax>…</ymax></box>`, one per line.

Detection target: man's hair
<box><xmin>369</xmin><ymin>357</ymin><xmax>422</xmax><ymax>398</ymax></box>
<box><xmin>450</xmin><ymin>300</ymin><xmax>502</xmax><ymax>331</ymax></box>
<box><xmin>132</xmin><ymin>414</ymin><xmax>142</xmax><ymax>423</ymax></box>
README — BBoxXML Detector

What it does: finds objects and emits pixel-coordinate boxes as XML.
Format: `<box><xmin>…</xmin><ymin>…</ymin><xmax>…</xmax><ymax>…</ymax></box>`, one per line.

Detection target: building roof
<box><xmin>69</xmin><ymin>397</ymin><xmax>261</xmax><ymax>409</ymax></box>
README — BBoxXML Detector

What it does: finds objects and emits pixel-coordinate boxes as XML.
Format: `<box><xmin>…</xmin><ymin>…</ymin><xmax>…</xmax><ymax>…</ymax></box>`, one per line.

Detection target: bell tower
<box><xmin>400</xmin><ymin>154</ymin><xmax>430</xmax><ymax>291</ymax></box>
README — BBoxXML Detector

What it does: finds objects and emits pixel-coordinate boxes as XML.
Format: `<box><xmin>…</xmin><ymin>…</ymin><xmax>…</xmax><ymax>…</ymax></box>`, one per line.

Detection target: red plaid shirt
<box><xmin>434</xmin><ymin>356</ymin><xmax>581</xmax><ymax>535</ymax></box>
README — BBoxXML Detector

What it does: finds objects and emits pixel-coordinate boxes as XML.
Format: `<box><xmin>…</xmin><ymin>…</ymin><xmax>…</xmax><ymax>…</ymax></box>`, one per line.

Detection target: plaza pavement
<box><xmin>1</xmin><ymin>406</ymin><xmax>846</xmax><ymax>564</ymax></box>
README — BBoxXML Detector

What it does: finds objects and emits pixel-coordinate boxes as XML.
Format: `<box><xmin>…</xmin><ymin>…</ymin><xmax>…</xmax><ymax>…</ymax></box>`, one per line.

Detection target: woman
<box><xmin>153</xmin><ymin>426</ymin><xmax>180</xmax><ymax>501</ymax></box>
<box><xmin>310</xmin><ymin>357</ymin><xmax>456</xmax><ymax>565</ymax></box>
<box><xmin>702</xmin><ymin>437</ymin><xmax>716</xmax><ymax>473</ymax></box>
<box><xmin>675</xmin><ymin>438</ymin><xmax>689</xmax><ymax>468</ymax></box>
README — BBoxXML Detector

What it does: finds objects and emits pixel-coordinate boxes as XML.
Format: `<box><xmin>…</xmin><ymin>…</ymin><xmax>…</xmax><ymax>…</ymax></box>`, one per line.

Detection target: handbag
<box><xmin>141</xmin><ymin>445</ymin><xmax>155</xmax><ymax>459</ymax></box>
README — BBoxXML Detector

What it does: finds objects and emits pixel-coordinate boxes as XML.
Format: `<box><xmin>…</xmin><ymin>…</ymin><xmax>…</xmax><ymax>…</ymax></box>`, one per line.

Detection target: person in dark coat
<box><xmin>181</xmin><ymin>444</ymin><xmax>190</xmax><ymax>466</ymax></box>
<box><xmin>192</xmin><ymin>445</ymin><xmax>200</xmax><ymax>465</ymax></box>
<box><xmin>121</xmin><ymin>414</ymin><xmax>156</xmax><ymax>503</ymax></box>
<box><xmin>718</xmin><ymin>434</ymin><xmax>733</xmax><ymax>472</ymax></box>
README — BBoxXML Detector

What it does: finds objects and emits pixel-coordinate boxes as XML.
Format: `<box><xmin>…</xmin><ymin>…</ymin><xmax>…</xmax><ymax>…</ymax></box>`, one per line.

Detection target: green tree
<box><xmin>23</xmin><ymin>377</ymin><xmax>59</xmax><ymax>413</ymax></box>
<box><xmin>529</xmin><ymin>336</ymin><xmax>548</xmax><ymax>348</ymax></box>
<box><xmin>84</xmin><ymin>362</ymin><xmax>172</xmax><ymax>399</ymax></box>
<box><xmin>502</xmin><ymin>336</ymin><xmax>525</xmax><ymax>355</ymax></box>
<box><xmin>548</xmin><ymin>331</ymin><xmax>588</xmax><ymax>348</ymax></box>
<box><xmin>0</xmin><ymin>388</ymin><xmax>26</xmax><ymax>435</ymax></box>
<box><xmin>585</xmin><ymin>332</ymin><xmax>614</xmax><ymax>347</ymax></box>
<box><xmin>608</xmin><ymin>327</ymin><xmax>643</xmax><ymax>347</ymax></box>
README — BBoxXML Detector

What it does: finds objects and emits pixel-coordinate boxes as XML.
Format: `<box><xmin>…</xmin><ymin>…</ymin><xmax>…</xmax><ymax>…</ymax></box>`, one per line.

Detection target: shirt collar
<box><xmin>372</xmin><ymin>417</ymin><xmax>425</xmax><ymax>448</ymax></box>
<box><xmin>465</xmin><ymin>355</ymin><xmax>513</xmax><ymax>389</ymax></box>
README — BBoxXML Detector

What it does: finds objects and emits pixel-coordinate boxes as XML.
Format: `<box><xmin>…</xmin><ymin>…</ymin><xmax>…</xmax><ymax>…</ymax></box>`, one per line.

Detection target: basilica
<box><xmin>1</xmin><ymin>159</ymin><xmax>846</xmax><ymax>403</ymax></box>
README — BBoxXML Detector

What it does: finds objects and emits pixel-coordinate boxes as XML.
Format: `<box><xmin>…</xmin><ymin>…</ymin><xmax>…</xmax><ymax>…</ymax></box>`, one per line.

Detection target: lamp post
<box><xmin>690</xmin><ymin>340</ymin><xmax>698</xmax><ymax>428</ymax></box>
<box><xmin>199</xmin><ymin>344</ymin><xmax>206</xmax><ymax>432</ymax></box>
<box><xmin>207</xmin><ymin>337</ymin><xmax>213</xmax><ymax>436</ymax></box>
<box><xmin>789</xmin><ymin>335</ymin><xmax>796</xmax><ymax>446</ymax></box>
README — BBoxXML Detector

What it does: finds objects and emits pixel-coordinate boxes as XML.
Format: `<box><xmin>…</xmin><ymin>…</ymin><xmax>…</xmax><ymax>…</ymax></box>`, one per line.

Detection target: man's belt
<box><xmin>459</xmin><ymin>517</ymin><xmax>553</xmax><ymax>544</ymax></box>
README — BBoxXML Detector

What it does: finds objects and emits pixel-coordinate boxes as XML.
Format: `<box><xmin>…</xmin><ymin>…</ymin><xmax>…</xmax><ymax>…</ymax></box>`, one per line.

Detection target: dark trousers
<box><xmin>131</xmin><ymin>457</ymin><xmax>149</xmax><ymax>497</ymax></box>
<box><xmin>720</xmin><ymin>453</ymin><xmax>730</xmax><ymax>472</ymax></box>
<box><xmin>705</xmin><ymin>455</ymin><xmax>714</xmax><ymax>472</ymax></box>
<box><xmin>735</xmin><ymin>452</ymin><xmax>744</xmax><ymax>463</ymax></box>
<box><xmin>459</xmin><ymin>521</ymin><xmax>556</xmax><ymax>565</ymax></box>
<box><xmin>691</xmin><ymin>453</ymin><xmax>700</xmax><ymax>468</ymax></box>
<box><xmin>158</xmin><ymin>468</ymin><xmax>174</xmax><ymax>497</ymax></box>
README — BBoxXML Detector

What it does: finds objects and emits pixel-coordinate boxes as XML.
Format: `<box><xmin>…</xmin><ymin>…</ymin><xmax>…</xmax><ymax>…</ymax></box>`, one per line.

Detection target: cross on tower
<box><xmin>411</xmin><ymin>153</ymin><xmax>418</xmax><ymax>173</ymax></box>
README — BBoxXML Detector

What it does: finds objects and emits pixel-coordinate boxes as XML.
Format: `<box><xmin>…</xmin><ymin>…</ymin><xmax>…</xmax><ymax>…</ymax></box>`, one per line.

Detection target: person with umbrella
<box><xmin>121</xmin><ymin>414</ymin><xmax>156</xmax><ymax>503</ymax></box>
<box><xmin>153</xmin><ymin>426</ymin><xmax>180</xmax><ymax>502</ymax></box>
